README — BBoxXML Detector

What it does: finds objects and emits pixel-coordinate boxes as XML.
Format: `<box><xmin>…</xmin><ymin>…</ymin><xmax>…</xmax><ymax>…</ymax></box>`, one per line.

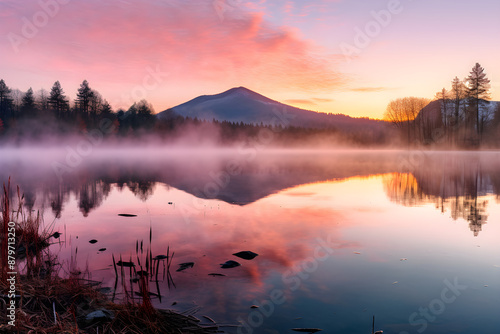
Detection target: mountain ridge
<box><xmin>157</xmin><ymin>87</ymin><xmax>387</xmax><ymax>132</ymax></box>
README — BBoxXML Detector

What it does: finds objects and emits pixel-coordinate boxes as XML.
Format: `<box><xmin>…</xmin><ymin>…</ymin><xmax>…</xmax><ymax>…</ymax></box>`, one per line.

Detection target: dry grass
<box><xmin>1</xmin><ymin>183</ymin><xmax>220</xmax><ymax>334</ymax></box>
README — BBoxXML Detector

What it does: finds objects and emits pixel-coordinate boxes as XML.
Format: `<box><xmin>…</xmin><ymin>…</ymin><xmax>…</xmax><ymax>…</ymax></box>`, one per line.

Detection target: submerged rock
<box><xmin>98</xmin><ymin>287</ymin><xmax>112</xmax><ymax>294</ymax></box>
<box><xmin>85</xmin><ymin>309</ymin><xmax>114</xmax><ymax>324</ymax></box>
<box><xmin>233</xmin><ymin>251</ymin><xmax>258</xmax><ymax>260</ymax></box>
<box><xmin>208</xmin><ymin>273</ymin><xmax>226</xmax><ymax>277</ymax></box>
<box><xmin>291</xmin><ymin>329</ymin><xmax>322</xmax><ymax>333</ymax></box>
<box><xmin>220</xmin><ymin>260</ymin><xmax>241</xmax><ymax>269</ymax></box>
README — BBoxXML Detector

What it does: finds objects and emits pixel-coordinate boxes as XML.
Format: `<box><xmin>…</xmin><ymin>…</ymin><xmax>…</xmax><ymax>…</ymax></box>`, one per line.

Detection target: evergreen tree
<box><xmin>136</xmin><ymin>99</ymin><xmax>155</xmax><ymax>129</ymax></box>
<box><xmin>21</xmin><ymin>87</ymin><xmax>37</xmax><ymax>115</ymax></box>
<box><xmin>137</xmin><ymin>99</ymin><xmax>154</xmax><ymax>115</ymax></box>
<box><xmin>89</xmin><ymin>89</ymin><xmax>103</xmax><ymax>120</ymax></box>
<box><xmin>0</xmin><ymin>79</ymin><xmax>13</xmax><ymax>123</ymax></box>
<box><xmin>76</xmin><ymin>80</ymin><xmax>93</xmax><ymax>118</ymax></box>
<box><xmin>48</xmin><ymin>81</ymin><xmax>69</xmax><ymax>117</ymax></box>
<box><xmin>466</xmin><ymin>63</ymin><xmax>491</xmax><ymax>136</ymax></box>
<box><xmin>101</xmin><ymin>100</ymin><xmax>112</xmax><ymax>115</ymax></box>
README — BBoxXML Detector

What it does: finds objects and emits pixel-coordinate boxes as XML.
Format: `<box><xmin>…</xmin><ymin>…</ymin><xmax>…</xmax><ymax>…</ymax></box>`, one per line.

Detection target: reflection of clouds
<box><xmin>42</xmin><ymin>184</ymin><xmax>355</xmax><ymax>317</ymax></box>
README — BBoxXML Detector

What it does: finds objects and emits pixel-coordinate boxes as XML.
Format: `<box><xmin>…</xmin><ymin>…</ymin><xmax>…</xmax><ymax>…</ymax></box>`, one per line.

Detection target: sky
<box><xmin>0</xmin><ymin>0</ymin><xmax>499</xmax><ymax>119</ymax></box>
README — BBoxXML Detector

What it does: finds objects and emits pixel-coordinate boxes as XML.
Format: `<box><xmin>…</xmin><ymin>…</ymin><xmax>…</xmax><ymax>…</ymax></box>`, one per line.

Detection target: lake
<box><xmin>1</xmin><ymin>148</ymin><xmax>499</xmax><ymax>334</ymax></box>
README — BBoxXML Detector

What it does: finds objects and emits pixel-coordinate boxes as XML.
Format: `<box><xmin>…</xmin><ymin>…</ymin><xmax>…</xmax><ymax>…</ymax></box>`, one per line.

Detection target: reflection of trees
<box><xmin>127</xmin><ymin>181</ymin><xmax>156</xmax><ymax>202</ymax></box>
<box><xmin>78</xmin><ymin>180</ymin><xmax>111</xmax><ymax>217</ymax></box>
<box><xmin>383</xmin><ymin>173</ymin><xmax>424</xmax><ymax>206</ymax></box>
<box><xmin>49</xmin><ymin>189</ymin><xmax>65</xmax><ymax>219</ymax></box>
<box><xmin>384</xmin><ymin>171</ymin><xmax>489</xmax><ymax>236</ymax></box>
<box><xmin>463</xmin><ymin>195</ymin><xmax>488</xmax><ymax>236</ymax></box>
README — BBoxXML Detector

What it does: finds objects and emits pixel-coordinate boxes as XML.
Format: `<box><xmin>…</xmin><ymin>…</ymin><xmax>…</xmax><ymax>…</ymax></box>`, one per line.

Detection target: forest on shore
<box><xmin>1</xmin><ymin>63</ymin><xmax>499</xmax><ymax>148</ymax></box>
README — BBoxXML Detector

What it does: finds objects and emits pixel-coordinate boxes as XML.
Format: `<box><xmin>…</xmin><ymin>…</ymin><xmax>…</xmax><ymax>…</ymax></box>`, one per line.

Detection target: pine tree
<box><xmin>21</xmin><ymin>87</ymin><xmax>37</xmax><ymax>115</ymax></box>
<box><xmin>466</xmin><ymin>63</ymin><xmax>491</xmax><ymax>136</ymax></box>
<box><xmin>76</xmin><ymin>80</ymin><xmax>93</xmax><ymax>118</ymax></box>
<box><xmin>48</xmin><ymin>81</ymin><xmax>69</xmax><ymax>117</ymax></box>
<box><xmin>101</xmin><ymin>100</ymin><xmax>112</xmax><ymax>115</ymax></box>
<box><xmin>0</xmin><ymin>79</ymin><xmax>13</xmax><ymax>123</ymax></box>
<box><xmin>88</xmin><ymin>89</ymin><xmax>104</xmax><ymax>122</ymax></box>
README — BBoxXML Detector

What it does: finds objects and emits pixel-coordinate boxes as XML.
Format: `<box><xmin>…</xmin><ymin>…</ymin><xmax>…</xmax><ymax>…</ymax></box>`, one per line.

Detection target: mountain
<box><xmin>157</xmin><ymin>87</ymin><xmax>388</xmax><ymax>131</ymax></box>
<box><xmin>416</xmin><ymin>99</ymin><xmax>499</xmax><ymax>130</ymax></box>
<box><xmin>417</xmin><ymin>99</ymin><xmax>499</xmax><ymax>121</ymax></box>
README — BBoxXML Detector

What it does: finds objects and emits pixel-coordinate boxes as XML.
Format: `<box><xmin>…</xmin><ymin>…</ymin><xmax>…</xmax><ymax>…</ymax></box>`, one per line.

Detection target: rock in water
<box><xmin>85</xmin><ymin>309</ymin><xmax>114</xmax><ymax>324</ymax></box>
<box><xmin>291</xmin><ymin>329</ymin><xmax>322</xmax><ymax>333</ymax></box>
<box><xmin>220</xmin><ymin>260</ymin><xmax>241</xmax><ymax>269</ymax></box>
<box><xmin>89</xmin><ymin>239</ymin><xmax>98</xmax><ymax>244</ymax></box>
<box><xmin>233</xmin><ymin>251</ymin><xmax>258</xmax><ymax>260</ymax></box>
<box><xmin>118</xmin><ymin>214</ymin><xmax>137</xmax><ymax>217</ymax></box>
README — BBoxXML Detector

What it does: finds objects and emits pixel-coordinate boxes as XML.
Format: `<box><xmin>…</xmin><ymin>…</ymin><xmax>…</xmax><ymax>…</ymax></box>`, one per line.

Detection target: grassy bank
<box><xmin>0</xmin><ymin>182</ymin><xmax>220</xmax><ymax>334</ymax></box>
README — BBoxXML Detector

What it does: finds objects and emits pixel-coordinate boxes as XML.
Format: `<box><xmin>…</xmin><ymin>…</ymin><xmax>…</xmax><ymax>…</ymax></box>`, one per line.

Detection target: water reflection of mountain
<box><xmin>1</xmin><ymin>150</ymin><xmax>400</xmax><ymax>216</ymax></box>
<box><xmin>2</xmin><ymin>151</ymin><xmax>500</xmax><ymax>234</ymax></box>
<box><xmin>383</xmin><ymin>153</ymin><xmax>500</xmax><ymax>236</ymax></box>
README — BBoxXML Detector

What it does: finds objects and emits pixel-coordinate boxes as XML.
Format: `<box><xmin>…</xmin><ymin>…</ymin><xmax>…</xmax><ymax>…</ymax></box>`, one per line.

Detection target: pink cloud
<box><xmin>0</xmin><ymin>0</ymin><xmax>345</xmax><ymax>110</ymax></box>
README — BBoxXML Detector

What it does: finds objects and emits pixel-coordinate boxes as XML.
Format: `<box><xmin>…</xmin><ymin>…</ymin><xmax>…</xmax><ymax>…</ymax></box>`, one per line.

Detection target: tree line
<box><xmin>384</xmin><ymin>63</ymin><xmax>499</xmax><ymax>147</ymax></box>
<box><xmin>0</xmin><ymin>79</ymin><xmax>156</xmax><ymax>136</ymax></box>
<box><xmin>0</xmin><ymin>78</ymin><xmax>394</xmax><ymax>146</ymax></box>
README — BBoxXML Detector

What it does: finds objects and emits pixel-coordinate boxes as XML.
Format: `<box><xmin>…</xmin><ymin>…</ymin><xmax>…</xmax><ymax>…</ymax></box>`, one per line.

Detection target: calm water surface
<box><xmin>1</xmin><ymin>149</ymin><xmax>499</xmax><ymax>334</ymax></box>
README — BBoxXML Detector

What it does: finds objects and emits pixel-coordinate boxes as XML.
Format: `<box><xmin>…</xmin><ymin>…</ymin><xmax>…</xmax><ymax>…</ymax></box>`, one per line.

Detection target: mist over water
<box><xmin>2</xmin><ymin>146</ymin><xmax>500</xmax><ymax>333</ymax></box>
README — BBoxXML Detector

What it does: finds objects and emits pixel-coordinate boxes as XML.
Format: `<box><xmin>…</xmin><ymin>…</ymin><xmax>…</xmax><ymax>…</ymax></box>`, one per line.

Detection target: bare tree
<box><xmin>10</xmin><ymin>88</ymin><xmax>24</xmax><ymax>117</ymax></box>
<box><xmin>37</xmin><ymin>88</ymin><xmax>50</xmax><ymax>111</ymax></box>
<box><xmin>435</xmin><ymin>88</ymin><xmax>451</xmax><ymax>143</ymax></box>
<box><xmin>385</xmin><ymin>97</ymin><xmax>430</xmax><ymax>145</ymax></box>
<box><xmin>451</xmin><ymin>77</ymin><xmax>466</xmax><ymax>128</ymax></box>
